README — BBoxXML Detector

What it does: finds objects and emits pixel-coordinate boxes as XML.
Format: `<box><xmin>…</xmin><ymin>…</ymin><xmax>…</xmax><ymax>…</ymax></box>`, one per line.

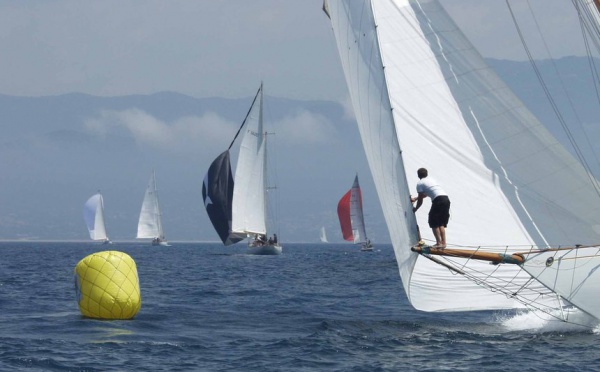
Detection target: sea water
<box><xmin>1</xmin><ymin>242</ymin><xmax>599</xmax><ymax>371</ymax></box>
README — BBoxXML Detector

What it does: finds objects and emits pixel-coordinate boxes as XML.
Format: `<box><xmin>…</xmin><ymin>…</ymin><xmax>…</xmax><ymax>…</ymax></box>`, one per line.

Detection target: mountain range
<box><xmin>1</xmin><ymin>56</ymin><xmax>599</xmax><ymax>243</ymax></box>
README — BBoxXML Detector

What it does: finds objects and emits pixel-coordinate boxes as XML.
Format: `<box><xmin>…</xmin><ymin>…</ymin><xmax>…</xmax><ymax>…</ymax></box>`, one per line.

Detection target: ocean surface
<box><xmin>1</xmin><ymin>241</ymin><xmax>600</xmax><ymax>371</ymax></box>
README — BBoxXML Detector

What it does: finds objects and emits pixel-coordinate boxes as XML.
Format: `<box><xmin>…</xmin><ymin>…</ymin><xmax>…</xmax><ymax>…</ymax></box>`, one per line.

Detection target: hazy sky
<box><xmin>0</xmin><ymin>0</ymin><xmax>587</xmax><ymax>101</ymax></box>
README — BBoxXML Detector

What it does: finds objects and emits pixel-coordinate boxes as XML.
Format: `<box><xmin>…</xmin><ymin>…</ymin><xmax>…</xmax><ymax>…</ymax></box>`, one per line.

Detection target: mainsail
<box><xmin>231</xmin><ymin>84</ymin><xmax>267</xmax><ymax>237</ymax></box>
<box><xmin>83</xmin><ymin>192</ymin><xmax>109</xmax><ymax>242</ymax></box>
<box><xmin>337</xmin><ymin>175</ymin><xmax>369</xmax><ymax>245</ymax></box>
<box><xmin>325</xmin><ymin>0</ymin><xmax>600</xmax><ymax>316</ymax></box>
<box><xmin>137</xmin><ymin>170</ymin><xmax>167</xmax><ymax>244</ymax></box>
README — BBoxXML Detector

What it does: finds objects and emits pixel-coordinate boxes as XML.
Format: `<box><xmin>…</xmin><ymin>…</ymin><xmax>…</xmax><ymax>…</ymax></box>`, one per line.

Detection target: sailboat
<box><xmin>203</xmin><ymin>83</ymin><xmax>282</xmax><ymax>255</ymax></box>
<box><xmin>83</xmin><ymin>192</ymin><xmax>111</xmax><ymax>244</ymax></box>
<box><xmin>325</xmin><ymin>0</ymin><xmax>600</xmax><ymax>325</ymax></box>
<box><xmin>320</xmin><ymin>226</ymin><xmax>329</xmax><ymax>243</ymax></box>
<box><xmin>337</xmin><ymin>175</ymin><xmax>373</xmax><ymax>251</ymax></box>
<box><xmin>137</xmin><ymin>170</ymin><xmax>169</xmax><ymax>246</ymax></box>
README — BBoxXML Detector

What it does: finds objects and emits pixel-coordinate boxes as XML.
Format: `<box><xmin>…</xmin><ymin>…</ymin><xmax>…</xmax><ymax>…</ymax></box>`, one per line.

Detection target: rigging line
<box><xmin>576</xmin><ymin>0</ymin><xmax>600</xmax><ymax>113</ymax></box>
<box><xmin>573</xmin><ymin>0</ymin><xmax>600</xmax><ymax>175</ymax></box>
<box><xmin>570</xmin><ymin>1</ymin><xmax>600</xmax><ymax>167</ymax></box>
<box><xmin>506</xmin><ymin>0</ymin><xmax>600</xmax><ymax>200</ymax></box>
<box><xmin>577</xmin><ymin>0</ymin><xmax>600</xmax><ymax>54</ymax></box>
<box><xmin>228</xmin><ymin>85</ymin><xmax>262</xmax><ymax>151</ymax></box>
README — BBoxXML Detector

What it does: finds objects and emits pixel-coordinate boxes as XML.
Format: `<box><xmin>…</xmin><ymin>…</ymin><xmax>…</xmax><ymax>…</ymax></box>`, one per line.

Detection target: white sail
<box><xmin>325</xmin><ymin>0</ymin><xmax>600</xmax><ymax>314</ymax></box>
<box><xmin>83</xmin><ymin>192</ymin><xmax>109</xmax><ymax>242</ymax></box>
<box><xmin>232</xmin><ymin>85</ymin><xmax>268</xmax><ymax>236</ymax></box>
<box><xmin>137</xmin><ymin>170</ymin><xmax>167</xmax><ymax>244</ymax></box>
<box><xmin>320</xmin><ymin>226</ymin><xmax>328</xmax><ymax>243</ymax></box>
<box><xmin>349</xmin><ymin>176</ymin><xmax>368</xmax><ymax>244</ymax></box>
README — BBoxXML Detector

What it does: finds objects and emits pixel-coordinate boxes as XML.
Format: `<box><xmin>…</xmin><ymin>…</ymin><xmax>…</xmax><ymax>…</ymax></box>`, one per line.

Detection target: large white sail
<box><xmin>83</xmin><ymin>192</ymin><xmax>109</xmax><ymax>242</ymax></box>
<box><xmin>137</xmin><ymin>170</ymin><xmax>166</xmax><ymax>242</ymax></box>
<box><xmin>232</xmin><ymin>84</ymin><xmax>267</xmax><ymax>236</ymax></box>
<box><xmin>325</xmin><ymin>0</ymin><xmax>600</xmax><ymax>313</ymax></box>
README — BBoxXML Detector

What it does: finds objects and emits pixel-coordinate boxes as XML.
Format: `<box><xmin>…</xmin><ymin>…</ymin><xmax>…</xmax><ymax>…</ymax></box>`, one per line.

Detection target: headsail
<box><xmin>325</xmin><ymin>0</ymin><xmax>600</xmax><ymax>313</ymax></box>
<box><xmin>83</xmin><ymin>192</ymin><xmax>109</xmax><ymax>242</ymax></box>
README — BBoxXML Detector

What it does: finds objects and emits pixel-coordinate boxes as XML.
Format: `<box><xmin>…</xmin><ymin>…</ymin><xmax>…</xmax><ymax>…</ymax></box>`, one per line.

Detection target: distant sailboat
<box><xmin>137</xmin><ymin>170</ymin><xmax>169</xmax><ymax>246</ymax></box>
<box><xmin>320</xmin><ymin>226</ymin><xmax>328</xmax><ymax>243</ymax></box>
<box><xmin>83</xmin><ymin>192</ymin><xmax>111</xmax><ymax>244</ymax></box>
<box><xmin>325</xmin><ymin>0</ymin><xmax>600</xmax><ymax>323</ymax></box>
<box><xmin>337</xmin><ymin>175</ymin><xmax>373</xmax><ymax>251</ymax></box>
<box><xmin>203</xmin><ymin>83</ymin><xmax>282</xmax><ymax>255</ymax></box>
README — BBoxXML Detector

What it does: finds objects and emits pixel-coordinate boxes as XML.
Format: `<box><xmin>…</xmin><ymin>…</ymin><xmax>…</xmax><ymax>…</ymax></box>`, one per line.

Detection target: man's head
<box><xmin>417</xmin><ymin>168</ymin><xmax>428</xmax><ymax>179</ymax></box>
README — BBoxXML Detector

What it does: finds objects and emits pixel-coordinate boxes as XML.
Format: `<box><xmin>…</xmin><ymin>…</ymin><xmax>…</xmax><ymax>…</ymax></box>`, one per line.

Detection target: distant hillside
<box><xmin>0</xmin><ymin>91</ymin><xmax>374</xmax><ymax>242</ymax></box>
<box><xmin>0</xmin><ymin>57</ymin><xmax>599</xmax><ymax>242</ymax></box>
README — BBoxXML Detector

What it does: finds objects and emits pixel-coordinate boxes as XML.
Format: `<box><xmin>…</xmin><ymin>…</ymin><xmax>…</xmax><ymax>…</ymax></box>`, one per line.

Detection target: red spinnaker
<box><xmin>337</xmin><ymin>190</ymin><xmax>353</xmax><ymax>241</ymax></box>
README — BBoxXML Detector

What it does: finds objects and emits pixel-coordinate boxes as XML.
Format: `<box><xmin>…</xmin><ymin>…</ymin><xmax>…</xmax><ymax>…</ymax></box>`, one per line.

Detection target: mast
<box><xmin>260</xmin><ymin>84</ymin><xmax>268</xmax><ymax>234</ymax></box>
<box><xmin>152</xmin><ymin>170</ymin><xmax>164</xmax><ymax>239</ymax></box>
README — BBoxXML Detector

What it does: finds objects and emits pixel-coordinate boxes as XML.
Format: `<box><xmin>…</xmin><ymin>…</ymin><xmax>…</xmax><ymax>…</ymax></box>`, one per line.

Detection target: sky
<box><xmin>0</xmin><ymin>0</ymin><xmax>595</xmax><ymax>242</ymax></box>
<box><xmin>0</xmin><ymin>0</ymin><xmax>588</xmax><ymax>102</ymax></box>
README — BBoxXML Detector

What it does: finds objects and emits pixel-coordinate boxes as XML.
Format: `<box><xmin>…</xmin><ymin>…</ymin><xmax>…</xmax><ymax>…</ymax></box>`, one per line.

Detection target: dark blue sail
<box><xmin>202</xmin><ymin>150</ymin><xmax>244</xmax><ymax>246</ymax></box>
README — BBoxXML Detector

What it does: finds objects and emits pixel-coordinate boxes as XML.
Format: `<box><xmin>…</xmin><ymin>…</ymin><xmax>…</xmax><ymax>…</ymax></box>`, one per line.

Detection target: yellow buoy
<box><xmin>74</xmin><ymin>250</ymin><xmax>141</xmax><ymax>319</ymax></box>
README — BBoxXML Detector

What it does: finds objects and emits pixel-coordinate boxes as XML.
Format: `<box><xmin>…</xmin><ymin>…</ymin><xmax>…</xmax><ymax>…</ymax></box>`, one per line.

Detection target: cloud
<box><xmin>84</xmin><ymin>109</ymin><xmax>238</xmax><ymax>154</ymax></box>
<box><xmin>275</xmin><ymin>110</ymin><xmax>338</xmax><ymax>144</ymax></box>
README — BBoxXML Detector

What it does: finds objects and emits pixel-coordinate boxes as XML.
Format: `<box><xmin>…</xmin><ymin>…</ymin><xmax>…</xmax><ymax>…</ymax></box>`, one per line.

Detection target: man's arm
<box><xmin>412</xmin><ymin>192</ymin><xmax>427</xmax><ymax>212</ymax></box>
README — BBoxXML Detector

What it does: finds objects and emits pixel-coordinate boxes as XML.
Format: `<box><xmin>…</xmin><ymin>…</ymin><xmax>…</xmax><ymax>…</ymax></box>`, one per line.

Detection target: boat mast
<box><xmin>152</xmin><ymin>170</ymin><xmax>164</xmax><ymax>239</ymax></box>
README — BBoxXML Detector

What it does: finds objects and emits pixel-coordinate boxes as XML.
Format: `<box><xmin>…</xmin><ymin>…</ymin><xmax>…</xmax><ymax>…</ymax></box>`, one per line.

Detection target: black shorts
<box><xmin>428</xmin><ymin>195</ymin><xmax>450</xmax><ymax>228</ymax></box>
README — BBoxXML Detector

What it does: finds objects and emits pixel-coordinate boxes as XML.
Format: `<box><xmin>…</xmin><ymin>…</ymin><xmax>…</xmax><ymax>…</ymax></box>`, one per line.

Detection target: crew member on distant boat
<box><xmin>411</xmin><ymin>168</ymin><xmax>450</xmax><ymax>248</ymax></box>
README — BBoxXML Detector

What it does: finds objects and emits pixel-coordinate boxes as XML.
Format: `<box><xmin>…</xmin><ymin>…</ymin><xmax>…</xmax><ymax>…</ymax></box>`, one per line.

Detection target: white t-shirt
<box><xmin>416</xmin><ymin>176</ymin><xmax>447</xmax><ymax>200</ymax></box>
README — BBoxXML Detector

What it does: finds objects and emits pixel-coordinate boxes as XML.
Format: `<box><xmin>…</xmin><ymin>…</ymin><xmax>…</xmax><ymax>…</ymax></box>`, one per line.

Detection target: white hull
<box><xmin>151</xmin><ymin>239</ymin><xmax>170</xmax><ymax>246</ymax></box>
<box><xmin>248</xmin><ymin>244</ymin><xmax>282</xmax><ymax>255</ymax></box>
